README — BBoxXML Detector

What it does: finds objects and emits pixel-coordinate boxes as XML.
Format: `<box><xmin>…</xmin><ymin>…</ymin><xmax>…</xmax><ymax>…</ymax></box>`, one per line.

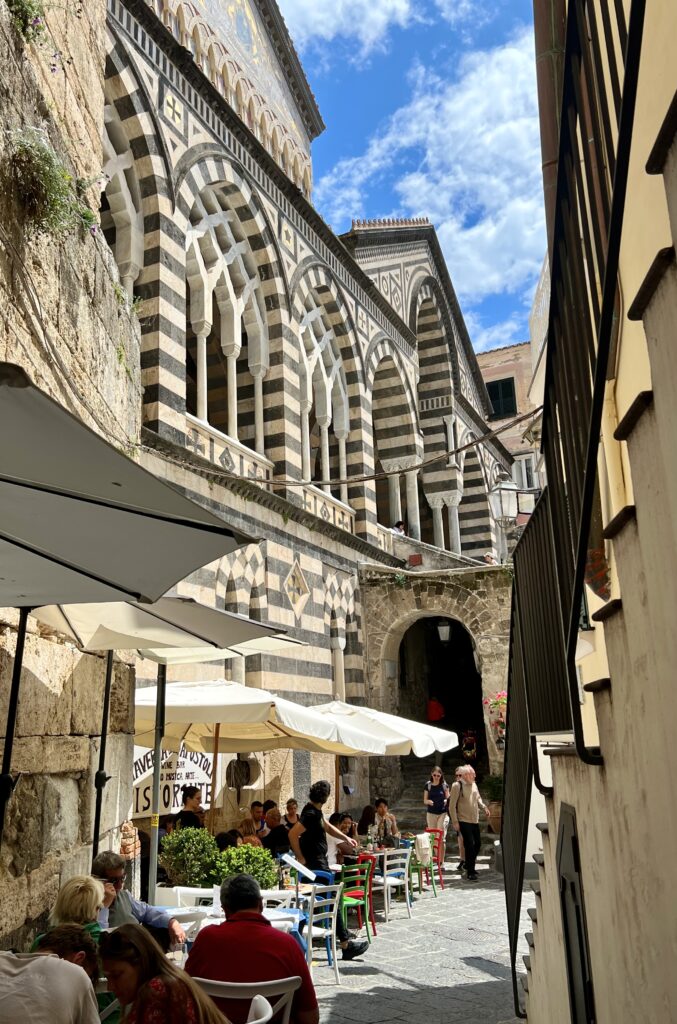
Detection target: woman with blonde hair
<box><xmin>239</xmin><ymin>818</ymin><xmax>263</xmax><ymax>847</ymax></box>
<box><xmin>50</xmin><ymin>875</ymin><xmax>107</xmax><ymax>939</ymax></box>
<box><xmin>100</xmin><ymin>923</ymin><xmax>227</xmax><ymax>1024</ymax></box>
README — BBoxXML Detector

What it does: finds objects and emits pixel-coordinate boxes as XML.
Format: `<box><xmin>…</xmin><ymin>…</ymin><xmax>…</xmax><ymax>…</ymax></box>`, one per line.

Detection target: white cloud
<box><xmin>276</xmin><ymin>0</ymin><xmax>418</xmax><ymax>56</ymax></box>
<box><xmin>434</xmin><ymin>0</ymin><xmax>490</xmax><ymax>28</ymax></box>
<box><xmin>464</xmin><ymin>311</ymin><xmax>528</xmax><ymax>353</ymax></box>
<box><xmin>313</xmin><ymin>27</ymin><xmax>545</xmax><ymax>348</ymax></box>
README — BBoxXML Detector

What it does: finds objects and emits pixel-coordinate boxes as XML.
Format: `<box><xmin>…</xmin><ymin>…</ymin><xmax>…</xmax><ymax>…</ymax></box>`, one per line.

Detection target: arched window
<box><xmin>185</xmin><ymin>186</ymin><xmax>269</xmax><ymax>457</ymax></box>
<box><xmin>298</xmin><ymin>293</ymin><xmax>350</xmax><ymax>505</ymax></box>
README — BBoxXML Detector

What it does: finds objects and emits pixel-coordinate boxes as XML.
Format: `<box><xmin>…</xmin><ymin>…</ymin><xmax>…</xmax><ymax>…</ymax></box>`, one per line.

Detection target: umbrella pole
<box><xmin>92</xmin><ymin>650</ymin><xmax>114</xmax><ymax>858</ymax></box>
<box><xmin>334</xmin><ymin>755</ymin><xmax>340</xmax><ymax>815</ymax></box>
<box><xmin>207</xmin><ymin>723</ymin><xmax>220</xmax><ymax>834</ymax></box>
<box><xmin>148</xmin><ymin>663</ymin><xmax>167</xmax><ymax>906</ymax></box>
<box><xmin>0</xmin><ymin>607</ymin><xmax>30</xmax><ymax>849</ymax></box>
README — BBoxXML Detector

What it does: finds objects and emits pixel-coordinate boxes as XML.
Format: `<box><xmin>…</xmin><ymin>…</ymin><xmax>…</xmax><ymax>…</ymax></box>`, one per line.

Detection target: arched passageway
<box><xmin>397</xmin><ymin>615</ymin><xmax>488</xmax><ymax>773</ymax></box>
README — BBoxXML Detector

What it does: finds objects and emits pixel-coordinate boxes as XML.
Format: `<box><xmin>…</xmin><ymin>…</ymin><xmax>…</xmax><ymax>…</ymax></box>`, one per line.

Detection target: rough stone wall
<box><xmin>0</xmin><ymin>0</ymin><xmax>139</xmax><ymax>946</ymax></box>
<box><xmin>359</xmin><ymin>563</ymin><xmax>512</xmax><ymax>793</ymax></box>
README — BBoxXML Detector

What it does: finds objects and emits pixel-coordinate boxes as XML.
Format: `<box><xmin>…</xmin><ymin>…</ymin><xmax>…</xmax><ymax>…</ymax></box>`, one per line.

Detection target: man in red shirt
<box><xmin>185</xmin><ymin>874</ymin><xmax>319</xmax><ymax>1024</ymax></box>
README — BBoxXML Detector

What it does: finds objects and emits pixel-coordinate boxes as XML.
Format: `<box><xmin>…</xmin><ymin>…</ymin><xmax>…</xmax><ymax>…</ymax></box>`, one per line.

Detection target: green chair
<box><xmin>340</xmin><ymin>860</ymin><xmax>374</xmax><ymax>942</ymax></box>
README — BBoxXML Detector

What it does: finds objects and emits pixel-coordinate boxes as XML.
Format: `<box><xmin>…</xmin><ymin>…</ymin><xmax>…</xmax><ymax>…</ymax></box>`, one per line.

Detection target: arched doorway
<box><xmin>397</xmin><ymin>615</ymin><xmax>488</xmax><ymax>774</ymax></box>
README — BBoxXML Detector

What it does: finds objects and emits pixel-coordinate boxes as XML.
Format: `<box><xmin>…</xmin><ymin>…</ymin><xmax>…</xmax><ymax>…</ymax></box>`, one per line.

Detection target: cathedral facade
<box><xmin>104</xmin><ymin>0</ymin><xmax>511</xmax><ymax>800</ymax></box>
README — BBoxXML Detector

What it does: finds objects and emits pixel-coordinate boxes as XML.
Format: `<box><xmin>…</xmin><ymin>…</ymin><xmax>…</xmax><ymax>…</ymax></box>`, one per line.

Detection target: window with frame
<box><xmin>557</xmin><ymin>805</ymin><xmax>596</xmax><ymax>1023</ymax></box>
<box><xmin>487</xmin><ymin>377</ymin><xmax>517</xmax><ymax>417</ymax></box>
<box><xmin>513</xmin><ymin>453</ymin><xmax>536</xmax><ymax>490</ymax></box>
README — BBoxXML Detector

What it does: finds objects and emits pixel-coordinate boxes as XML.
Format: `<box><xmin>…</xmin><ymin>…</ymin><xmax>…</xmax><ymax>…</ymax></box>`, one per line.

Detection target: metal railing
<box><xmin>503</xmin><ymin>0</ymin><xmax>646</xmax><ymax>1009</ymax></box>
<box><xmin>502</xmin><ymin>592</ymin><xmax>532</xmax><ymax>1018</ymax></box>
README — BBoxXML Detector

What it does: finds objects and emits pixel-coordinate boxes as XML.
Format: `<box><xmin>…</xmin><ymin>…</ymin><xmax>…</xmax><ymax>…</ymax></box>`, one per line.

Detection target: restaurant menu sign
<box><xmin>132</xmin><ymin>744</ymin><xmax>216</xmax><ymax>818</ymax></box>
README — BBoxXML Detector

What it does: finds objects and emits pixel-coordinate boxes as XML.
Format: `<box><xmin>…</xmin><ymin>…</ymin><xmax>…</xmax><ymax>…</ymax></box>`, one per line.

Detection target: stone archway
<box><xmin>359</xmin><ymin>565</ymin><xmax>512</xmax><ymax>775</ymax></box>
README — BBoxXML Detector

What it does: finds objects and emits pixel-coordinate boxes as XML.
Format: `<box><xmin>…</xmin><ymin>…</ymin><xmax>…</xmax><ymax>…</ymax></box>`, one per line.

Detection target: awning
<box><xmin>0</xmin><ymin>362</ymin><xmax>249</xmax><ymax>606</ymax></box>
<box><xmin>313</xmin><ymin>700</ymin><xmax>459</xmax><ymax>757</ymax></box>
<box><xmin>33</xmin><ymin>597</ymin><xmax>284</xmax><ymax>652</ymax></box>
<box><xmin>137</xmin><ymin>636</ymin><xmax>307</xmax><ymax>664</ymax></box>
<box><xmin>134</xmin><ymin>679</ymin><xmax>387</xmax><ymax>756</ymax></box>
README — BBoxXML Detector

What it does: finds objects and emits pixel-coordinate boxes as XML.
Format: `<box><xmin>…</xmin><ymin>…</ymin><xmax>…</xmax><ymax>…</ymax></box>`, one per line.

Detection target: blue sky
<box><xmin>276</xmin><ymin>0</ymin><xmax>545</xmax><ymax>352</ymax></box>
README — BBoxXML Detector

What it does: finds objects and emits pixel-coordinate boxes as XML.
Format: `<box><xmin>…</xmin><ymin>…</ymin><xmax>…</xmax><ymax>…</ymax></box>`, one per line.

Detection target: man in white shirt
<box><xmin>0</xmin><ymin>924</ymin><xmax>99</xmax><ymax>1023</ymax></box>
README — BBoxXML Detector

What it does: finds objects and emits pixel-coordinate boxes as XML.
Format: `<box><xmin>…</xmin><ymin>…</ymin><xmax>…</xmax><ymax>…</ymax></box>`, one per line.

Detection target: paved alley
<box><xmin>313</xmin><ymin>863</ymin><xmax>529</xmax><ymax>1024</ymax></box>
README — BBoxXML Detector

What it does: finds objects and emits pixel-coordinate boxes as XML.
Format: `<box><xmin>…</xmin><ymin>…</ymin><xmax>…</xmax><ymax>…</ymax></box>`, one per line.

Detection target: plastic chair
<box><xmin>340</xmin><ymin>860</ymin><xmax>374</xmax><ymax>942</ymax></box>
<box><xmin>193</xmin><ymin>976</ymin><xmax>302</xmax><ymax>1024</ymax></box>
<box><xmin>356</xmin><ymin>852</ymin><xmax>378</xmax><ymax>936</ymax></box>
<box><xmin>371</xmin><ymin>848</ymin><xmax>412</xmax><ymax>923</ymax></box>
<box><xmin>246</xmin><ymin>995</ymin><xmax>274</xmax><ymax>1023</ymax></box>
<box><xmin>306</xmin><ymin>882</ymin><xmax>344</xmax><ymax>985</ymax></box>
<box><xmin>409</xmin><ymin>833</ymin><xmax>437</xmax><ymax>898</ymax></box>
<box><xmin>425</xmin><ymin>828</ymin><xmax>445</xmax><ymax>890</ymax></box>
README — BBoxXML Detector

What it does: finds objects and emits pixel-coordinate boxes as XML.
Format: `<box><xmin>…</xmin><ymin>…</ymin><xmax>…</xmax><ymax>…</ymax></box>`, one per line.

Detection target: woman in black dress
<box><xmin>175</xmin><ymin>784</ymin><xmax>204</xmax><ymax>829</ymax></box>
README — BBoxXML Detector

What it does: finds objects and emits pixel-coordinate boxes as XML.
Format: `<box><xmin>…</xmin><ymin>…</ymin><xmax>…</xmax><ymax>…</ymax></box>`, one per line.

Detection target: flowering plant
<box><xmin>483</xmin><ymin>691</ymin><xmax>507</xmax><ymax>715</ymax></box>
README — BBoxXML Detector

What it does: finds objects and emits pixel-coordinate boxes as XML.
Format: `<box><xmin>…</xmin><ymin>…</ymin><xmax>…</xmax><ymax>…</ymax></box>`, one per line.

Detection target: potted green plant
<box><xmin>482</xmin><ymin>774</ymin><xmax>504</xmax><ymax>835</ymax></box>
<box><xmin>218</xmin><ymin>844</ymin><xmax>278</xmax><ymax>891</ymax></box>
<box><xmin>159</xmin><ymin>828</ymin><xmax>223</xmax><ymax>888</ymax></box>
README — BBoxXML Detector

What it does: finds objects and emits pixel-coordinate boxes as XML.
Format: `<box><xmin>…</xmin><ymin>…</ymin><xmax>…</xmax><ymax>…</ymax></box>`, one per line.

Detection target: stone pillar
<box><xmin>226</xmin><ymin>654</ymin><xmax>245</xmax><ymax>685</ymax></box>
<box><xmin>301</xmin><ymin>403</ymin><xmax>311</xmax><ymax>480</ymax></box>
<box><xmin>331</xmin><ymin>637</ymin><xmax>347</xmax><ymax>701</ymax></box>
<box><xmin>388</xmin><ymin>473</ymin><xmax>402</xmax><ymax>525</ymax></box>
<box><xmin>319</xmin><ymin>418</ymin><xmax>331</xmax><ymax>494</ymax></box>
<box><xmin>226</xmin><ymin>353</ymin><xmax>238</xmax><ymax>439</ymax></box>
<box><xmin>196</xmin><ymin>330</ymin><xmax>209</xmax><ymax>423</ymax></box>
<box><xmin>337</xmin><ymin>433</ymin><xmax>348</xmax><ymax>506</ymax></box>
<box><xmin>447</xmin><ymin>502</ymin><xmax>461</xmax><ymax>554</ymax></box>
<box><xmin>431</xmin><ymin>502</ymin><xmax>446</xmax><ymax>550</ymax></box>
<box><xmin>252</xmin><ymin>370</ymin><xmax>265</xmax><ymax>455</ymax></box>
<box><xmin>405</xmin><ymin>469</ymin><xmax>421</xmax><ymax>540</ymax></box>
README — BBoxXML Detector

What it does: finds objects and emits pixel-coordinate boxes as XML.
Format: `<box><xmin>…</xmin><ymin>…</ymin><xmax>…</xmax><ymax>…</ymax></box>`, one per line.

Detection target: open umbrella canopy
<box><xmin>134</xmin><ymin>679</ymin><xmax>388</xmax><ymax>756</ymax></box>
<box><xmin>313</xmin><ymin>700</ymin><xmax>459</xmax><ymax>757</ymax></box>
<box><xmin>0</xmin><ymin>362</ymin><xmax>249</xmax><ymax>606</ymax></box>
<box><xmin>33</xmin><ymin>597</ymin><xmax>284</xmax><ymax>653</ymax></box>
<box><xmin>137</xmin><ymin>635</ymin><xmax>307</xmax><ymax>664</ymax></box>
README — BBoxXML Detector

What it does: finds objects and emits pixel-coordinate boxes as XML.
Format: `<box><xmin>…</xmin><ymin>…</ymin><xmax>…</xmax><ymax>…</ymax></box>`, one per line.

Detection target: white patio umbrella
<box><xmin>135</xmin><ymin>678</ymin><xmax>384</xmax><ymax>901</ymax></box>
<box><xmin>313</xmin><ymin>700</ymin><xmax>459</xmax><ymax>757</ymax></box>
<box><xmin>135</xmin><ymin>679</ymin><xmax>387</xmax><ymax>756</ymax></box>
<box><xmin>32</xmin><ymin>598</ymin><xmax>287</xmax><ymax>857</ymax></box>
<box><xmin>0</xmin><ymin>362</ymin><xmax>249</xmax><ymax>846</ymax></box>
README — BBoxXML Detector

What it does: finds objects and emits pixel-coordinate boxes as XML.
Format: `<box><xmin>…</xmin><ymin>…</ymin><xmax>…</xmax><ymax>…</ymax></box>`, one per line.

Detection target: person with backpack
<box><xmin>422</xmin><ymin>765</ymin><xmax>450</xmax><ymax>836</ymax></box>
<box><xmin>449</xmin><ymin>765</ymin><xmax>490</xmax><ymax>881</ymax></box>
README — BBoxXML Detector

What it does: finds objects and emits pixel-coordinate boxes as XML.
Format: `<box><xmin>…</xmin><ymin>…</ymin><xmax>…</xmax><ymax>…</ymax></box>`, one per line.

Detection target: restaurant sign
<box><xmin>132</xmin><ymin>744</ymin><xmax>216</xmax><ymax>818</ymax></box>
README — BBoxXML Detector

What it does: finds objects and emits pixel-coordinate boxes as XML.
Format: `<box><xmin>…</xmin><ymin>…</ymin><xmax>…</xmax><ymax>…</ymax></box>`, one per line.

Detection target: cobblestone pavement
<box><xmin>312</xmin><ymin>862</ymin><xmax>531</xmax><ymax>1024</ymax></box>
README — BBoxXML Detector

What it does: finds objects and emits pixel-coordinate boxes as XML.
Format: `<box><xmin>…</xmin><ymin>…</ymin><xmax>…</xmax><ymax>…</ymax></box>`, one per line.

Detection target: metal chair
<box><xmin>409</xmin><ymin>832</ymin><xmax>437</xmax><ymax>898</ymax></box>
<box><xmin>356</xmin><ymin>852</ymin><xmax>378</xmax><ymax>936</ymax></box>
<box><xmin>371</xmin><ymin>848</ymin><xmax>412</xmax><ymax>923</ymax></box>
<box><xmin>193</xmin><ymin>976</ymin><xmax>302</xmax><ymax>1024</ymax></box>
<box><xmin>306</xmin><ymin>881</ymin><xmax>344</xmax><ymax>985</ymax></box>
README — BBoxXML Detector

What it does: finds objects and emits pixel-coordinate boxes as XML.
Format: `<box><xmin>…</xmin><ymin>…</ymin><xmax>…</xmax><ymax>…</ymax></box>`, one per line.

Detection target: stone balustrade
<box><xmin>185</xmin><ymin>414</ymin><xmax>274</xmax><ymax>487</ymax></box>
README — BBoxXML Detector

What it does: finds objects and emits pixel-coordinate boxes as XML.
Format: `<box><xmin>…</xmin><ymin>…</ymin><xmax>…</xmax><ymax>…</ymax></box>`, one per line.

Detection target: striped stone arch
<box><xmin>215</xmin><ymin>543</ymin><xmax>267</xmax><ymax>618</ymax></box>
<box><xmin>289</xmin><ymin>261</ymin><xmax>370</xmax><ymax>509</ymax></box>
<box><xmin>457</xmin><ymin>429</ymin><xmax>494</xmax><ymax>559</ymax></box>
<box><xmin>408</xmin><ymin>275</ymin><xmax>461</xmax><ymax>391</ymax></box>
<box><xmin>104</xmin><ymin>36</ymin><xmax>180</xmax><ymax>439</ymax></box>
<box><xmin>365</xmin><ymin>338</ymin><xmax>421</xmax><ymax>463</ymax></box>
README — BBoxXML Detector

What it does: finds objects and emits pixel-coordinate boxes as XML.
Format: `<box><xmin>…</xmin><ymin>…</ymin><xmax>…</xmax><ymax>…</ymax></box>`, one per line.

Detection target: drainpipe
<box><xmin>533</xmin><ymin>0</ymin><xmax>566</xmax><ymax>261</ymax></box>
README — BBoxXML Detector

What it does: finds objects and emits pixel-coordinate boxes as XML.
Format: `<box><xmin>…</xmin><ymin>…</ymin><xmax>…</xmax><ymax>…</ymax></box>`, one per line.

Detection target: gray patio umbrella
<box><xmin>0</xmin><ymin>362</ymin><xmax>250</xmax><ymax>846</ymax></box>
<box><xmin>33</xmin><ymin>598</ymin><xmax>285</xmax><ymax>856</ymax></box>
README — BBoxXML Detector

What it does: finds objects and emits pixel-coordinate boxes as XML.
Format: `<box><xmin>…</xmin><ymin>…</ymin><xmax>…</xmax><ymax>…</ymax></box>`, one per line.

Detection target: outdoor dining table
<box><xmin>194</xmin><ymin>906</ymin><xmax>308</xmax><ymax>953</ymax></box>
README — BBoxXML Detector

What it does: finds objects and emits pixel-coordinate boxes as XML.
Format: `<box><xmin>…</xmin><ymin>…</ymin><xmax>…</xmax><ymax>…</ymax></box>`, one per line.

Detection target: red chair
<box><xmin>425</xmin><ymin>828</ymin><xmax>445</xmax><ymax>890</ymax></box>
<box><xmin>357</xmin><ymin>852</ymin><xmax>378</xmax><ymax>936</ymax></box>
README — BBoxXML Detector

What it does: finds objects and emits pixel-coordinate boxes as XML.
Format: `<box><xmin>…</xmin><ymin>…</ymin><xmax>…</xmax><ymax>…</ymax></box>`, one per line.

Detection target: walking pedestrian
<box><xmin>422</xmin><ymin>765</ymin><xmax>450</xmax><ymax>836</ymax></box>
<box><xmin>449</xmin><ymin>765</ymin><xmax>489</xmax><ymax>881</ymax></box>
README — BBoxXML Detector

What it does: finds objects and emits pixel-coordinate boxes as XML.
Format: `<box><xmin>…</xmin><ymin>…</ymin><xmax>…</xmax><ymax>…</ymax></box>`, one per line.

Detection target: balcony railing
<box><xmin>503</xmin><ymin>0</ymin><xmax>646</xmax><ymax>1012</ymax></box>
<box><xmin>185</xmin><ymin>414</ymin><xmax>274</xmax><ymax>487</ymax></box>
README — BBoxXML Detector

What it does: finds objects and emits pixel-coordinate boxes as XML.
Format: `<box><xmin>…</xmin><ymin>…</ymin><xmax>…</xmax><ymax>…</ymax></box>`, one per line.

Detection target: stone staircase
<box><xmin>394</xmin><ymin>754</ymin><xmax>497</xmax><ymax>864</ymax></box>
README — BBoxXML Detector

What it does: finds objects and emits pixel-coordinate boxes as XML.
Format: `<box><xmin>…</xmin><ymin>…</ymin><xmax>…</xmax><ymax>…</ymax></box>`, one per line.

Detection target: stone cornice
<box><xmin>140</xmin><ymin>427</ymin><xmax>404</xmax><ymax>568</ymax></box>
<box><xmin>252</xmin><ymin>0</ymin><xmax>325</xmax><ymax>140</ymax></box>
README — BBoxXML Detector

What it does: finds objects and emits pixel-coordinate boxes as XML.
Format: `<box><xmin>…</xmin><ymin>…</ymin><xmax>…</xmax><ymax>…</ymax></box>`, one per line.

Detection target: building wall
<box><xmin>522</xmin><ymin>3</ymin><xmax>677</xmax><ymax>1020</ymax></box>
<box><xmin>0</xmin><ymin>0</ymin><xmax>512</xmax><ymax>945</ymax></box>
<box><xmin>0</xmin><ymin>0</ymin><xmax>138</xmax><ymax>946</ymax></box>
